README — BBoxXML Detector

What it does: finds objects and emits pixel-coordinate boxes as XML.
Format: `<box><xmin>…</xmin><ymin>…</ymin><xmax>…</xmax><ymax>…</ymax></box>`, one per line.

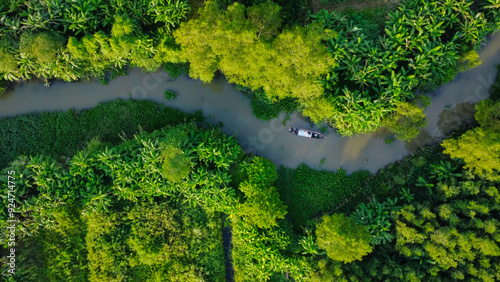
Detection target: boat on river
<box><xmin>288</xmin><ymin>127</ymin><xmax>326</xmax><ymax>139</ymax></box>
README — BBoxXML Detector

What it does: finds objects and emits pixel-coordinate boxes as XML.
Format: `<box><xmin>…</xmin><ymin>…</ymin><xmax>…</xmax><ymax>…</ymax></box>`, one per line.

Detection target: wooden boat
<box><xmin>288</xmin><ymin>127</ymin><xmax>326</xmax><ymax>139</ymax></box>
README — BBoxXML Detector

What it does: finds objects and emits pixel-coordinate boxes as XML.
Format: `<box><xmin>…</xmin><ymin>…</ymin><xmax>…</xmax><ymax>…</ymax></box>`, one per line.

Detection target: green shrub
<box><xmin>343</xmin><ymin>6</ymin><xmax>391</xmax><ymax>40</ymax></box>
<box><xmin>160</xmin><ymin>144</ymin><xmax>192</xmax><ymax>183</ymax></box>
<box><xmin>393</xmin><ymin>174</ymin><xmax>407</xmax><ymax>185</ymax></box>
<box><xmin>164</xmin><ymin>62</ymin><xmax>190</xmax><ymax>79</ymax></box>
<box><xmin>412</xmin><ymin>156</ymin><xmax>427</xmax><ymax>167</ymax></box>
<box><xmin>457</xmin><ymin>50</ymin><xmax>482</xmax><ymax>72</ymax></box>
<box><xmin>383</xmin><ymin>102</ymin><xmax>428</xmax><ymax>142</ymax></box>
<box><xmin>164</xmin><ymin>89</ymin><xmax>178</xmax><ymax>100</ymax></box>
<box><xmin>351</xmin><ymin>197</ymin><xmax>399</xmax><ymax>245</ymax></box>
<box><xmin>109</xmin><ymin>66</ymin><xmax>128</xmax><ymax>80</ymax></box>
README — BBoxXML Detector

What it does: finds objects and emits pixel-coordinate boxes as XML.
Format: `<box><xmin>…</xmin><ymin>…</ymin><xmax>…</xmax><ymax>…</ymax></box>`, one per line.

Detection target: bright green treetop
<box><xmin>316</xmin><ymin>213</ymin><xmax>373</xmax><ymax>263</ymax></box>
<box><xmin>443</xmin><ymin>99</ymin><xmax>500</xmax><ymax>180</ymax></box>
<box><xmin>20</xmin><ymin>32</ymin><xmax>65</xmax><ymax>65</ymax></box>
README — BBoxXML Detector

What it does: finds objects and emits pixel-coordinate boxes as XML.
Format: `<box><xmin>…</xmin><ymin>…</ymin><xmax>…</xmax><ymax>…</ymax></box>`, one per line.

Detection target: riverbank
<box><xmin>0</xmin><ymin>100</ymin><xmax>202</xmax><ymax>168</ymax></box>
<box><xmin>1</xmin><ymin>34</ymin><xmax>500</xmax><ymax>174</ymax></box>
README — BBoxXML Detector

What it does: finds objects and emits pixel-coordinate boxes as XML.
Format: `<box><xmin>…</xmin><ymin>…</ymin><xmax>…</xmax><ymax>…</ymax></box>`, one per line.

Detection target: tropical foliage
<box><xmin>309</xmin><ymin>0</ymin><xmax>499</xmax><ymax>136</ymax></box>
<box><xmin>0</xmin><ymin>99</ymin><xmax>202</xmax><ymax>168</ymax></box>
<box><xmin>236</xmin><ymin>85</ymin><xmax>299</xmax><ymax>121</ymax></box>
<box><xmin>173</xmin><ymin>1</ymin><xmax>334</xmax><ymax>99</ymax></box>
<box><xmin>1</xmin><ymin>1</ymin><xmax>500</xmax><ymax>281</ymax></box>
<box><xmin>351</xmin><ymin>197</ymin><xmax>401</xmax><ymax>245</ymax></box>
<box><xmin>0</xmin><ymin>124</ymin><xmax>234</xmax><ymax>281</ymax></box>
<box><xmin>1</xmin><ymin>0</ymin><xmax>499</xmax><ymax>134</ymax></box>
<box><xmin>176</xmin><ymin>0</ymin><xmax>498</xmax><ymax>136</ymax></box>
<box><xmin>0</xmin><ymin>117</ymin><xmax>304</xmax><ymax>281</ymax></box>
<box><xmin>295</xmin><ymin>72</ymin><xmax>500</xmax><ymax>280</ymax></box>
<box><xmin>0</xmin><ymin>0</ymin><xmax>191</xmax><ymax>82</ymax></box>
<box><xmin>1</xmin><ymin>83</ymin><xmax>500</xmax><ymax>281</ymax></box>
<box><xmin>316</xmin><ymin>213</ymin><xmax>373</xmax><ymax>263</ymax></box>
<box><xmin>443</xmin><ymin>99</ymin><xmax>500</xmax><ymax>180</ymax></box>
<box><xmin>304</xmin><ymin>145</ymin><xmax>500</xmax><ymax>281</ymax></box>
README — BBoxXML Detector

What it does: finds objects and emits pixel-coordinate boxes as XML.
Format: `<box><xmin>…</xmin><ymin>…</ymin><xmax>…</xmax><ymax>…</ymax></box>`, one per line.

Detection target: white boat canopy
<box><xmin>297</xmin><ymin>130</ymin><xmax>311</xmax><ymax>137</ymax></box>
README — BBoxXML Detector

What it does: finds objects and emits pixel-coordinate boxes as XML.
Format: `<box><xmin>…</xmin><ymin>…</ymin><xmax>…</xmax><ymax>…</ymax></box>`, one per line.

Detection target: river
<box><xmin>1</xmin><ymin>33</ymin><xmax>499</xmax><ymax>173</ymax></box>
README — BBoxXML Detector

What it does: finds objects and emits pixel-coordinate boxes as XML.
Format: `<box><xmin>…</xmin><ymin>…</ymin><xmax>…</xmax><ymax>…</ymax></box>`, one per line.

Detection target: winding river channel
<box><xmin>1</xmin><ymin>33</ymin><xmax>500</xmax><ymax>173</ymax></box>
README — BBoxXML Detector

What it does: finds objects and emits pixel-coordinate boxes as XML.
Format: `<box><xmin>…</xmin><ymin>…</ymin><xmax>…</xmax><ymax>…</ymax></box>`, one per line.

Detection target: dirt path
<box><xmin>310</xmin><ymin>0</ymin><xmax>401</xmax><ymax>12</ymax></box>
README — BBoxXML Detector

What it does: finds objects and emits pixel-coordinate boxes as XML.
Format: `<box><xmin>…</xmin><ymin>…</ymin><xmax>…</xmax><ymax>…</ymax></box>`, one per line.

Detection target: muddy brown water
<box><xmin>1</xmin><ymin>33</ymin><xmax>500</xmax><ymax>174</ymax></box>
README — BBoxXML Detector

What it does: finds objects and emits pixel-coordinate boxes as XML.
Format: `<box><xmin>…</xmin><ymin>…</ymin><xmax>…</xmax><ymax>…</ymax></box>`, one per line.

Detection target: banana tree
<box><xmin>147</xmin><ymin>0</ymin><xmax>190</xmax><ymax>34</ymax></box>
<box><xmin>459</xmin><ymin>12</ymin><xmax>491</xmax><ymax>50</ymax></box>
<box><xmin>63</xmin><ymin>0</ymin><xmax>108</xmax><ymax>35</ymax></box>
<box><xmin>483</xmin><ymin>0</ymin><xmax>500</xmax><ymax>30</ymax></box>
<box><xmin>429</xmin><ymin>160</ymin><xmax>463</xmax><ymax>184</ymax></box>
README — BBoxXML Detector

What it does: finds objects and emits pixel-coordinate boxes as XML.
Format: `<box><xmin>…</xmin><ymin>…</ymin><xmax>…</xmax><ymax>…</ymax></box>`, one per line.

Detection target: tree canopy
<box><xmin>316</xmin><ymin>213</ymin><xmax>373</xmax><ymax>263</ymax></box>
<box><xmin>443</xmin><ymin>99</ymin><xmax>500</xmax><ymax>180</ymax></box>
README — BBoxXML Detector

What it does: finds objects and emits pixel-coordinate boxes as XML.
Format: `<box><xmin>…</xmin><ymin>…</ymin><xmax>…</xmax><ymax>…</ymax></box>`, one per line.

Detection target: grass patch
<box><xmin>275</xmin><ymin>164</ymin><xmax>371</xmax><ymax>229</ymax></box>
<box><xmin>164</xmin><ymin>89</ymin><xmax>178</xmax><ymax>100</ymax></box>
<box><xmin>0</xmin><ymin>99</ymin><xmax>203</xmax><ymax>168</ymax></box>
<box><xmin>384</xmin><ymin>137</ymin><xmax>394</xmax><ymax>144</ymax></box>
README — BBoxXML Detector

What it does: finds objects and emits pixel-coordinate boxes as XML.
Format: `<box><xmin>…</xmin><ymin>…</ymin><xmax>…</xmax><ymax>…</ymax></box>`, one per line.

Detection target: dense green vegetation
<box><xmin>164</xmin><ymin>89</ymin><xmax>178</xmax><ymax>100</ymax></box>
<box><xmin>0</xmin><ymin>99</ymin><xmax>202</xmax><ymax>168</ymax></box>
<box><xmin>310</xmin><ymin>0</ymin><xmax>497</xmax><ymax>135</ymax></box>
<box><xmin>303</xmin><ymin>99</ymin><xmax>500</xmax><ymax>281</ymax></box>
<box><xmin>0</xmin><ymin>0</ymin><xmax>191</xmax><ymax>83</ymax></box>
<box><xmin>0</xmin><ymin>115</ymin><xmax>300</xmax><ymax>281</ymax></box>
<box><xmin>2</xmin><ymin>0</ymin><xmax>497</xmax><ymax>138</ymax></box>
<box><xmin>173</xmin><ymin>0</ymin><xmax>500</xmax><ymax>137</ymax></box>
<box><xmin>443</xmin><ymin>99</ymin><xmax>500</xmax><ymax>181</ymax></box>
<box><xmin>1</xmin><ymin>123</ymin><xmax>237</xmax><ymax>281</ymax></box>
<box><xmin>316</xmin><ymin>213</ymin><xmax>373</xmax><ymax>263</ymax></box>
<box><xmin>1</xmin><ymin>0</ymin><xmax>500</xmax><ymax>281</ymax></box>
<box><xmin>382</xmin><ymin>96</ymin><xmax>431</xmax><ymax>142</ymax></box>
<box><xmin>1</xmin><ymin>96</ymin><xmax>499</xmax><ymax>281</ymax></box>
